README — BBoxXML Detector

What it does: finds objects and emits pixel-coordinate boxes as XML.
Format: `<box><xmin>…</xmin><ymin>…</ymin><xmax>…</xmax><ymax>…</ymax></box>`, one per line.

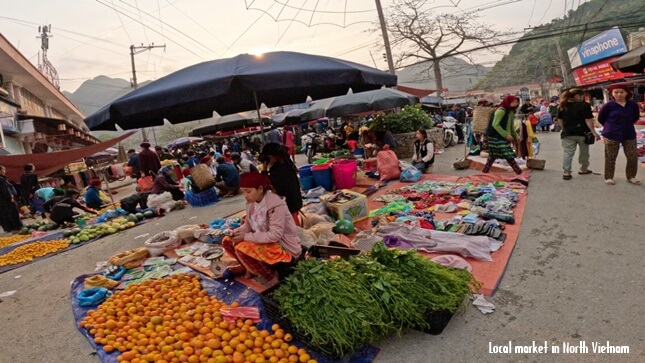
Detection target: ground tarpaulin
<box><xmin>70</xmin><ymin>271</ymin><xmax>379</xmax><ymax>363</ymax></box>
<box><xmin>353</xmin><ymin>172</ymin><xmax>530</xmax><ymax>296</ymax></box>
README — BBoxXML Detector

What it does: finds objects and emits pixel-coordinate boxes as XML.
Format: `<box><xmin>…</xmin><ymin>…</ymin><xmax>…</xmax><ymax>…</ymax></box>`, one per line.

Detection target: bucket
<box><xmin>298</xmin><ymin>164</ymin><xmax>313</xmax><ymax>178</ymax></box>
<box><xmin>300</xmin><ymin>176</ymin><xmax>315</xmax><ymax>191</ymax></box>
<box><xmin>332</xmin><ymin>159</ymin><xmax>357</xmax><ymax>189</ymax></box>
<box><xmin>75</xmin><ymin>218</ymin><xmax>87</xmax><ymax>228</ymax></box>
<box><xmin>311</xmin><ymin>164</ymin><xmax>333</xmax><ymax>191</ymax></box>
<box><xmin>353</xmin><ymin>148</ymin><xmax>364</xmax><ymax>156</ymax></box>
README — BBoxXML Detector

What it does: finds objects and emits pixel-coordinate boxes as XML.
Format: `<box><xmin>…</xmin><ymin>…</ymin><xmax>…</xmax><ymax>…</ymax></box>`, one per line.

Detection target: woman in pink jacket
<box><xmin>223</xmin><ymin>172</ymin><xmax>302</xmax><ymax>284</ymax></box>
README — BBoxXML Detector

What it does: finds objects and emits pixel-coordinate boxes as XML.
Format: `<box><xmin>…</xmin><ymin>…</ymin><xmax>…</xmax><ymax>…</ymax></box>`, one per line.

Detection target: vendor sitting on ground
<box><xmin>223</xmin><ymin>172</ymin><xmax>302</xmax><ymax>284</ymax></box>
<box><xmin>412</xmin><ymin>128</ymin><xmax>435</xmax><ymax>173</ymax></box>
<box><xmin>231</xmin><ymin>153</ymin><xmax>258</xmax><ymax>174</ymax></box>
<box><xmin>84</xmin><ymin>179</ymin><xmax>106</xmax><ymax>210</ymax></box>
<box><xmin>215</xmin><ymin>157</ymin><xmax>240</xmax><ymax>197</ymax></box>
<box><xmin>151</xmin><ymin>165</ymin><xmax>184</xmax><ymax>201</ymax></box>
<box><xmin>45</xmin><ymin>189</ymin><xmax>98</xmax><ymax>225</ymax></box>
<box><xmin>34</xmin><ymin>187</ymin><xmax>65</xmax><ymax>218</ymax></box>
<box><xmin>260</xmin><ymin>143</ymin><xmax>303</xmax><ymax>225</ymax></box>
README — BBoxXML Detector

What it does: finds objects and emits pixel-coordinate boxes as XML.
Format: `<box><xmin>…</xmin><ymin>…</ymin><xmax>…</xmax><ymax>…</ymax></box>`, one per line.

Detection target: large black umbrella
<box><xmin>282</xmin><ymin>88</ymin><xmax>419</xmax><ymax>123</ymax></box>
<box><xmin>610</xmin><ymin>44</ymin><xmax>645</xmax><ymax>73</ymax></box>
<box><xmin>85</xmin><ymin>51</ymin><xmax>397</xmax><ymax>131</ymax></box>
<box><xmin>191</xmin><ymin>111</ymin><xmax>258</xmax><ymax>136</ymax></box>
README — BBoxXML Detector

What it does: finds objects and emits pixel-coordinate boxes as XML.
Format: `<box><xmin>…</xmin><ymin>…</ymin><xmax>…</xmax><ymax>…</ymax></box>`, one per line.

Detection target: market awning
<box><xmin>610</xmin><ymin>44</ymin><xmax>645</xmax><ymax>73</ymax></box>
<box><xmin>396</xmin><ymin>85</ymin><xmax>435</xmax><ymax>99</ymax></box>
<box><xmin>0</xmin><ymin>131</ymin><xmax>137</xmax><ymax>182</ymax></box>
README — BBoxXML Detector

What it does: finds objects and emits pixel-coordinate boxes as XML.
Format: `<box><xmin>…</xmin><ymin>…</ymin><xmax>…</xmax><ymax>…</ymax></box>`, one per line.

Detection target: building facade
<box><xmin>0</xmin><ymin>33</ymin><xmax>97</xmax><ymax>155</ymax></box>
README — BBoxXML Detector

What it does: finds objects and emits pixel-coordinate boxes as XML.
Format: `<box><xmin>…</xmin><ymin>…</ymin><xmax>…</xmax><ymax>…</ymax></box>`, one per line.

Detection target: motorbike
<box><xmin>301</xmin><ymin>132</ymin><xmax>321</xmax><ymax>164</ymax></box>
<box><xmin>438</xmin><ymin>116</ymin><xmax>458</xmax><ymax>148</ymax></box>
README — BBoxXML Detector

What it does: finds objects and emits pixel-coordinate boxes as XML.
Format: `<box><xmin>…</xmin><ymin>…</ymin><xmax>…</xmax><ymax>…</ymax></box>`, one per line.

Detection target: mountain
<box><xmin>475</xmin><ymin>0</ymin><xmax>645</xmax><ymax>90</ymax></box>
<box><xmin>396</xmin><ymin>56</ymin><xmax>491</xmax><ymax>92</ymax></box>
<box><xmin>63</xmin><ymin>76</ymin><xmax>150</xmax><ymax>116</ymax></box>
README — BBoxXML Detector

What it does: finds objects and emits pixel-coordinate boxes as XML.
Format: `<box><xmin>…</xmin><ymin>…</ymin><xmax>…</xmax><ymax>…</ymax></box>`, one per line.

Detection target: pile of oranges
<box><xmin>79</xmin><ymin>274</ymin><xmax>317</xmax><ymax>363</ymax></box>
<box><xmin>0</xmin><ymin>234</ymin><xmax>31</xmax><ymax>248</ymax></box>
<box><xmin>0</xmin><ymin>239</ymin><xmax>69</xmax><ymax>267</ymax></box>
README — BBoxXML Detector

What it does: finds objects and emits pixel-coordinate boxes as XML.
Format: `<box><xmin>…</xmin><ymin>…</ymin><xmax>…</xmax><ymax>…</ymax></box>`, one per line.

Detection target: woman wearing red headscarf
<box><xmin>483</xmin><ymin>95</ymin><xmax>523</xmax><ymax>174</ymax></box>
<box><xmin>598</xmin><ymin>84</ymin><xmax>640</xmax><ymax>185</ymax></box>
<box><xmin>223</xmin><ymin>172</ymin><xmax>302</xmax><ymax>284</ymax></box>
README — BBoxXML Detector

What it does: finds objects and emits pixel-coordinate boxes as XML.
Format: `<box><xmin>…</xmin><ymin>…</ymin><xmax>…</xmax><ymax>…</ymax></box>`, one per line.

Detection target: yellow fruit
<box><xmin>0</xmin><ymin>239</ymin><xmax>70</xmax><ymax>267</ymax></box>
<box><xmin>0</xmin><ymin>234</ymin><xmax>31</xmax><ymax>248</ymax></box>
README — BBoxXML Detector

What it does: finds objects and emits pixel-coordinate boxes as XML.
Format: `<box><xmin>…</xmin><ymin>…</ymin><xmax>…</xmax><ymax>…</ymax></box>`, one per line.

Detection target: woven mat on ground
<box><xmin>70</xmin><ymin>271</ymin><xmax>379</xmax><ymax>363</ymax></box>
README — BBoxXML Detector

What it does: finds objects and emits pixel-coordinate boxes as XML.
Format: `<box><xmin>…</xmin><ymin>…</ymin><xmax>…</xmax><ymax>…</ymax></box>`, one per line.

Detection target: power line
<box><xmin>95</xmin><ymin>0</ymin><xmax>205</xmax><ymax>59</ymax></box>
<box><xmin>111</xmin><ymin>0</ymin><xmax>132</xmax><ymax>44</ymax></box>
<box><xmin>536</xmin><ymin>0</ymin><xmax>553</xmax><ymax>25</ymax></box>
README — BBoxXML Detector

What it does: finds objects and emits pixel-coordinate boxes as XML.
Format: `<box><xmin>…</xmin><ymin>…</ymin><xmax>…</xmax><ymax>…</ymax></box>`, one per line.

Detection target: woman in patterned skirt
<box><xmin>482</xmin><ymin>95</ymin><xmax>523</xmax><ymax>174</ymax></box>
<box><xmin>223</xmin><ymin>172</ymin><xmax>302</xmax><ymax>284</ymax></box>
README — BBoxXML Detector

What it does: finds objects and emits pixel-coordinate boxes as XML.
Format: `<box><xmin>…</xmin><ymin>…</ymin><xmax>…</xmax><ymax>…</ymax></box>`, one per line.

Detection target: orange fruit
<box><xmin>298</xmin><ymin>354</ymin><xmax>311</xmax><ymax>363</ymax></box>
<box><xmin>283</xmin><ymin>334</ymin><xmax>292</xmax><ymax>342</ymax></box>
<box><xmin>271</xmin><ymin>324</ymin><xmax>280</xmax><ymax>332</ymax></box>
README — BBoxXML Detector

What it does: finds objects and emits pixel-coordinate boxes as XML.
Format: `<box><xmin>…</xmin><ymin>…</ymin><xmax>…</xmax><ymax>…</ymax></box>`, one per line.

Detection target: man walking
<box><xmin>453</xmin><ymin>104</ymin><xmax>466</xmax><ymax>144</ymax></box>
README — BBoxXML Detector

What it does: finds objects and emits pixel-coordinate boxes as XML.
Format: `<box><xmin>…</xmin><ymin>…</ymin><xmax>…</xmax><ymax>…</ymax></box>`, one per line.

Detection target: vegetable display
<box><xmin>369</xmin><ymin>242</ymin><xmax>480</xmax><ymax>313</ymax></box>
<box><xmin>271</xmin><ymin>242</ymin><xmax>480</xmax><ymax>358</ymax></box>
<box><xmin>0</xmin><ymin>234</ymin><xmax>31</xmax><ymax>248</ymax></box>
<box><xmin>273</xmin><ymin>258</ymin><xmax>390</xmax><ymax>358</ymax></box>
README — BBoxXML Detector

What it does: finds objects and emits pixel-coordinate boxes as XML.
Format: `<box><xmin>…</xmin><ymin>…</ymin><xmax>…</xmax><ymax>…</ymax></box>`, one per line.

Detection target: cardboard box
<box><xmin>320</xmin><ymin>189</ymin><xmax>368</xmax><ymax>223</ymax></box>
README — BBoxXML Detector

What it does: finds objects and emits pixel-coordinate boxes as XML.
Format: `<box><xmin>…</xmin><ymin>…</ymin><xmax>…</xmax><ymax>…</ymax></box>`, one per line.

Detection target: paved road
<box><xmin>0</xmin><ymin>132</ymin><xmax>642</xmax><ymax>363</ymax></box>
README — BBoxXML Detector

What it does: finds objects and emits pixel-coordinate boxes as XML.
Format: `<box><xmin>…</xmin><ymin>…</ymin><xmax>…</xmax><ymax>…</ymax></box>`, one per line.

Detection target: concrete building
<box><xmin>0</xmin><ymin>33</ymin><xmax>96</xmax><ymax>155</ymax></box>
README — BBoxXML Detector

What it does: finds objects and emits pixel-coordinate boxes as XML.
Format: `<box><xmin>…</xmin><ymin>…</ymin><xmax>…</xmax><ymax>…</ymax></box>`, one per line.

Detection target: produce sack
<box><xmin>376</xmin><ymin>146</ymin><xmax>400</xmax><ymax>181</ymax></box>
<box><xmin>308</xmin><ymin>222</ymin><xmax>337</xmax><ymax>245</ymax></box>
<box><xmin>144</xmin><ymin>231</ymin><xmax>181</xmax><ymax>256</ymax></box>
<box><xmin>297</xmin><ymin>227</ymin><xmax>319</xmax><ymax>249</ymax></box>
<box><xmin>137</xmin><ymin>176</ymin><xmax>154</xmax><ymax>192</ymax></box>
<box><xmin>174</xmin><ymin>224</ymin><xmax>201</xmax><ymax>240</ymax></box>
<box><xmin>301</xmin><ymin>212</ymin><xmax>334</xmax><ymax>229</ymax></box>
<box><xmin>146</xmin><ymin>191</ymin><xmax>176</xmax><ymax>213</ymax></box>
<box><xmin>400</xmin><ymin>166</ymin><xmax>422</xmax><ymax>182</ymax></box>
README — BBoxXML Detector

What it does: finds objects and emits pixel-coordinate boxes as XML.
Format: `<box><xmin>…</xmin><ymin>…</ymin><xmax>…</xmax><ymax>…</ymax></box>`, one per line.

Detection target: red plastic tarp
<box><xmin>0</xmin><ymin>131</ymin><xmax>137</xmax><ymax>182</ymax></box>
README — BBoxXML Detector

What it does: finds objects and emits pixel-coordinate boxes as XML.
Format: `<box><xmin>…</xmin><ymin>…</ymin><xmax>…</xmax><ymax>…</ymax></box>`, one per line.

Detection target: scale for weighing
<box><xmin>201</xmin><ymin>247</ymin><xmax>227</xmax><ymax>278</ymax></box>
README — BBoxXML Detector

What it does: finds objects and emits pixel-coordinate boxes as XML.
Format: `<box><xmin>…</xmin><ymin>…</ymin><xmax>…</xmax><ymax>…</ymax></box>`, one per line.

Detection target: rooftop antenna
<box><xmin>37</xmin><ymin>24</ymin><xmax>60</xmax><ymax>89</ymax></box>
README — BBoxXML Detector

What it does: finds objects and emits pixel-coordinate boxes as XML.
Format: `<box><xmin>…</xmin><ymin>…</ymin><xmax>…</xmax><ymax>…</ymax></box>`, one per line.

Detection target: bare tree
<box><xmin>383</xmin><ymin>0</ymin><xmax>512</xmax><ymax>90</ymax></box>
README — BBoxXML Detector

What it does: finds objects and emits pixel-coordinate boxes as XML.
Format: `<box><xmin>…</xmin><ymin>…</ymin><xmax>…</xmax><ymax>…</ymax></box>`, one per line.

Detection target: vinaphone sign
<box><xmin>567</xmin><ymin>27</ymin><xmax>628</xmax><ymax>69</ymax></box>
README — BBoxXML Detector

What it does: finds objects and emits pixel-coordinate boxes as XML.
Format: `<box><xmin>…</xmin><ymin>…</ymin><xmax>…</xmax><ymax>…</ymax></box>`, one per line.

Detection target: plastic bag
<box><xmin>297</xmin><ymin>227</ymin><xmax>319</xmax><ymax>249</ymax></box>
<box><xmin>376</xmin><ymin>146</ymin><xmax>401</xmax><ymax>181</ymax></box>
<box><xmin>144</xmin><ymin>231</ymin><xmax>181</xmax><ymax>256</ymax></box>
<box><xmin>400</xmin><ymin>167</ymin><xmax>421</xmax><ymax>182</ymax></box>
<box><xmin>302</xmin><ymin>212</ymin><xmax>334</xmax><ymax>229</ymax></box>
<box><xmin>137</xmin><ymin>176</ymin><xmax>154</xmax><ymax>192</ymax></box>
<box><xmin>174</xmin><ymin>225</ymin><xmax>201</xmax><ymax>240</ymax></box>
<box><xmin>308</xmin><ymin>222</ymin><xmax>337</xmax><ymax>245</ymax></box>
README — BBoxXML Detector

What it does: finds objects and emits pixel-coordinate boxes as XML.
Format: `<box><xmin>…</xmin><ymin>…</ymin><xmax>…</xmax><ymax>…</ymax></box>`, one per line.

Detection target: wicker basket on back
<box><xmin>190</xmin><ymin>164</ymin><xmax>216</xmax><ymax>190</ymax></box>
<box><xmin>472</xmin><ymin>106</ymin><xmax>496</xmax><ymax>133</ymax></box>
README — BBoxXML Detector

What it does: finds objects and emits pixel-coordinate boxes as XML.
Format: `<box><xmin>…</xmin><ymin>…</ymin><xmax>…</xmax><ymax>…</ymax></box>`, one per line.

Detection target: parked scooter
<box><xmin>438</xmin><ymin>116</ymin><xmax>458</xmax><ymax>148</ymax></box>
<box><xmin>301</xmin><ymin>132</ymin><xmax>320</xmax><ymax>164</ymax></box>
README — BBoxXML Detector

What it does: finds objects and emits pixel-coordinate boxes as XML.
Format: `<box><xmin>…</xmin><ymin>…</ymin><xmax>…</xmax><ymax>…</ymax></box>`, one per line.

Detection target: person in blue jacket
<box><xmin>84</xmin><ymin>179</ymin><xmax>105</xmax><ymax>210</ymax></box>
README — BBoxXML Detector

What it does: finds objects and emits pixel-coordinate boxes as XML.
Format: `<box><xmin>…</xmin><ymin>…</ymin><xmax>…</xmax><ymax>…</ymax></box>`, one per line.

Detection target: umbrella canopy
<box><xmin>282</xmin><ymin>88</ymin><xmax>419</xmax><ymax>123</ymax></box>
<box><xmin>191</xmin><ymin>111</ymin><xmax>259</xmax><ymax>136</ymax></box>
<box><xmin>610</xmin><ymin>44</ymin><xmax>645</xmax><ymax>73</ymax></box>
<box><xmin>85</xmin><ymin>51</ymin><xmax>397</xmax><ymax>131</ymax></box>
<box><xmin>167</xmin><ymin>136</ymin><xmax>203</xmax><ymax>149</ymax></box>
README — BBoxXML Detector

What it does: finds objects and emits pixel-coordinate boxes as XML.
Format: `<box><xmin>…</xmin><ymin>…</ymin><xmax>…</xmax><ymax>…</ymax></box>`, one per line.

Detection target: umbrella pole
<box><xmin>253</xmin><ymin>91</ymin><xmax>266</xmax><ymax>145</ymax></box>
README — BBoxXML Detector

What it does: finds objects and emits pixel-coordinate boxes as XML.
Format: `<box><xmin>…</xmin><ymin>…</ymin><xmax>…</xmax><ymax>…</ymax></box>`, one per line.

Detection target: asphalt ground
<box><xmin>0</xmin><ymin>131</ymin><xmax>643</xmax><ymax>363</ymax></box>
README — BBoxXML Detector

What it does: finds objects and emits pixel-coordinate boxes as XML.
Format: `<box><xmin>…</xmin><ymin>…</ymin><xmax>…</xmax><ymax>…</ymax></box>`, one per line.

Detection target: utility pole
<box><xmin>554</xmin><ymin>37</ymin><xmax>569</xmax><ymax>88</ymax></box>
<box><xmin>375</xmin><ymin>0</ymin><xmax>395</xmax><ymax>75</ymax></box>
<box><xmin>130</xmin><ymin>43</ymin><xmax>165</xmax><ymax>143</ymax></box>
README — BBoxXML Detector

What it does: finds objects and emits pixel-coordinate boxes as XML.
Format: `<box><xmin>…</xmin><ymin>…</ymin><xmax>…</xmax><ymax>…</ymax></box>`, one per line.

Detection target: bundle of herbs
<box><xmin>369</xmin><ymin>241</ymin><xmax>480</xmax><ymax>313</ymax></box>
<box><xmin>272</xmin><ymin>258</ymin><xmax>391</xmax><ymax>358</ymax></box>
<box><xmin>348</xmin><ymin>254</ymin><xmax>429</xmax><ymax>332</ymax></box>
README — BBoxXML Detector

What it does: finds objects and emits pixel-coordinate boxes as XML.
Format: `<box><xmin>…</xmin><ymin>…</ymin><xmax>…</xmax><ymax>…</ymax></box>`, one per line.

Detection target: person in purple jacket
<box><xmin>597</xmin><ymin>84</ymin><xmax>641</xmax><ymax>185</ymax></box>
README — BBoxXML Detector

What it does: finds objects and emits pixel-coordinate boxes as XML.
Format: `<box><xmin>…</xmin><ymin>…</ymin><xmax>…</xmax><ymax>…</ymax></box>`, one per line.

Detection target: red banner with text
<box><xmin>572</xmin><ymin>57</ymin><xmax>634</xmax><ymax>86</ymax></box>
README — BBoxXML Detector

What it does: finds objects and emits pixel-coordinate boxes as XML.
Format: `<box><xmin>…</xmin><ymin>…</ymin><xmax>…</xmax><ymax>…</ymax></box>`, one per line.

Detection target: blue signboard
<box><xmin>567</xmin><ymin>27</ymin><xmax>628</xmax><ymax>69</ymax></box>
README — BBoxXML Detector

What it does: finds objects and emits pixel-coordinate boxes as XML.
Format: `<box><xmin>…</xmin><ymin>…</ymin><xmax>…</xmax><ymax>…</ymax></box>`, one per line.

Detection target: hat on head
<box><xmin>608</xmin><ymin>83</ymin><xmax>632</xmax><ymax>95</ymax></box>
<box><xmin>239</xmin><ymin>172</ymin><xmax>272</xmax><ymax>189</ymax></box>
<box><xmin>90</xmin><ymin>179</ymin><xmax>101</xmax><ymax>187</ymax></box>
<box><xmin>140</xmin><ymin>142</ymin><xmax>151</xmax><ymax>148</ymax></box>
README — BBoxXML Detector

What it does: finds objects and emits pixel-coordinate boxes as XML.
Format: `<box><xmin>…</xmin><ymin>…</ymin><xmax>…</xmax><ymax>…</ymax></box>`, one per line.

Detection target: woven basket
<box><xmin>472</xmin><ymin>106</ymin><xmax>496</xmax><ymax>133</ymax></box>
<box><xmin>109</xmin><ymin>248</ymin><xmax>149</xmax><ymax>269</ymax></box>
<box><xmin>190</xmin><ymin>164</ymin><xmax>216</xmax><ymax>190</ymax></box>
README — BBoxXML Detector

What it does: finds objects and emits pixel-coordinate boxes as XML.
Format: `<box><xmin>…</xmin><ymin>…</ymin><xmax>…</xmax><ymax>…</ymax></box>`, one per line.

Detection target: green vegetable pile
<box><xmin>369</xmin><ymin>241</ymin><xmax>480</xmax><ymax>313</ymax></box>
<box><xmin>271</xmin><ymin>242</ymin><xmax>480</xmax><ymax>358</ymax></box>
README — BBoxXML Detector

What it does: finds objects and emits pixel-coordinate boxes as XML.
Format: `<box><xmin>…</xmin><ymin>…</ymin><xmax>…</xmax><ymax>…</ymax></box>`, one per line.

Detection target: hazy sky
<box><xmin>1</xmin><ymin>0</ymin><xmax>584</xmax><ymax>93</ymax></box>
